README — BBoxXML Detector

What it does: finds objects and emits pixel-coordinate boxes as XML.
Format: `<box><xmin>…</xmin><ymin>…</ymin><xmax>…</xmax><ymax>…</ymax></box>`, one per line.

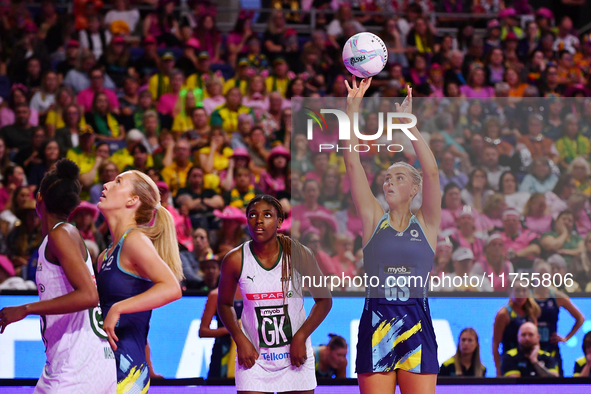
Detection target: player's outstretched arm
<box><xmin>397</xmin><ymin>87</ymin><xmax>441</xmax><ymax>233</ymax></box>
<box><xmin>343</xmin><ymin>76</ymin><xmax>386</xmax><ymax>246</ymax></box>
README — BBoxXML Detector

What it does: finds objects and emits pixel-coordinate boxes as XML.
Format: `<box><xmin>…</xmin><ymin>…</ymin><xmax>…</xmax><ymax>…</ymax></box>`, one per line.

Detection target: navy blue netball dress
<box><xmin>97</xmin><ymin>229</ymin><xmax>153</xmax><ymax>393</ymax></box>
<box><xmin>536</xmin><ymin>290</ymin><xmax>562</xmax><ymax>375</ymax></box>
<box><xmin>356</xmin><ymin>213</ymin><xmax>439</xmax><ymax>374</ymax></box>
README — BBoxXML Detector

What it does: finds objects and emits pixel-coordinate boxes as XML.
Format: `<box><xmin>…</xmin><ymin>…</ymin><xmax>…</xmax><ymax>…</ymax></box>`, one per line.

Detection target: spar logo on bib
<box><xmin>246</xmin><ymin>291</ymin><xmax>284</xmax><ymax>300</ymax></box>
<box><xmin>255</xmin><ymin>305</ymin><xmax>293</xmax><ymax>348</ymax></box>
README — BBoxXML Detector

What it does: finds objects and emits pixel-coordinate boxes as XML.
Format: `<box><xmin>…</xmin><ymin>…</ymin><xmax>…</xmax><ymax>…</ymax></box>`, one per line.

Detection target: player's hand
<box><xmin>395</xmin><ymin>85</ymin><xmax>413</xmax><ymax>120</ymax></box>
<box><xmin>236</xmin><ymin>336</ymin><xmax>258</xmax><ymax>369</ymax></box>
<box><xmin>290</xmin><ymin>332</ymin><xmax>308</xmax><ymax>368</ymax></box>
<box><xmin>0</xmin><ymin>305</ymin><xmax>28</xmax><ymax>333</ymax></box>
<box><xmin>550</xmin><ymin>332</ymin><xmax>565</xmax><ymax>344</ymax></box>
<box><xmin>103</xmin><ymin>304</ymin><xmax>121</xmax><ymax>351</ymax></box>
<box><xmin>344</xmin><ymin>76</ymin><xmax>372</xmax><ymax>112</ymax></box>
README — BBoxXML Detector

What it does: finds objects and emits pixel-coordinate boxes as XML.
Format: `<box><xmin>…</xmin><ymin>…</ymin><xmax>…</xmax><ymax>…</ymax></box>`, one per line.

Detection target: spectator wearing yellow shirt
<box><xmin>499</xmin><ymin>8</ymin><xmax>524</xmax><ymax>40</ymax></box>
<box><xmin>187</xmin><ymin>52</ymin><xmax>226</xmax><ymax>100</ymax></box>
<box><xmin>148</xmin><ymin>52</ymin><xmax>176</xmax><ymax>101</ymax></box>
<box><xmin>171</xmin><ymin>90</ymin><xmax>198</xmax><ymax>135</ymax></box>
<box><xmin>223</xmin><ymin>166</ymin><xmax>263</xmax><ymax>212</ymax></box>
<box><xmin>222</xmin><ymin>58</ymin><xmax>251</xmax><ymax>95</ymax></box>
<box><xmin>45</xmin><ymin>85</ymin><xmax>85</xmax><ymax>137</ymax></box>
<box><xmin>265</xmin><ymin>57</ymin><xmax>290</xmax><ymax>98</ymax></box>
<box><xmin>556</xmin><ymin>114</ymin><xmax>591</xmax><ymax>170</ymax></box>
<box><xmin>66</xmin><ymin>125</ymin><xmax>111</xmax><ymax>189</ymax></box>
<box><xmin>209</xmin><ymin>87</ymin><xmax>255</xmax><ymax>135</ymax></box>
<box><xmin>161</xmin><ymin>138</ymin><xmax>194</xmax><ymax>196</ymax></box>
<box><xmin>55</xmin><ymin>103</ymin><xmax>85</xmax><ymax>157</ymax></box>
<box><xmin>110</xmin><ymin>129</ymin><xmax>154</xmax><ymax>172</ymax></box>
<box><xmin>568</xmin><ymin>157</ymin><xmax>591</xmax><ymax>197</ymax></box>
<box><xmin>175</xmin><ymin>166</ymin><xmax>225</xmax><ymax>229</ymax></box>
<box><xmin>198</xmin><ymin>127</ymin><xmax>233</xmax><ymax>191</ymax></box>
<box><xmin>182</xmin><ymin>107</ymin><xmax>211</xmax><ymax>152</ymax></box>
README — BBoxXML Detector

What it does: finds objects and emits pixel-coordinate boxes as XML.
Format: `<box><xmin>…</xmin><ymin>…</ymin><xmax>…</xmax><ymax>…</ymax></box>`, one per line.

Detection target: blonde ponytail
<box><xmin>141</xmin><ymin>205</ymin><xmax>184</xmax><ymax>281</ymax></box>
<box><xmin>130</xmin><ymin>170</ymin><xmax>184</xmax><ymax>281</ymax></box>
<box><xmin>524</xmin><ymin>297</ymin><xmax>541</xmax><ymax>324</ymax></box>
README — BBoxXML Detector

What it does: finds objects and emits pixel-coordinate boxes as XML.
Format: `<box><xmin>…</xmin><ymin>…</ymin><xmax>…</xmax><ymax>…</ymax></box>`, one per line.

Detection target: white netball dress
<box><xmin>235</xmin><ymin>240</ymin><xmax>316</xmax><ymax>392</ymax></box>
<box><xmin>35</xmin><ymin>223</ymin><xmax>116</xmax><ymax>394</ymax></box>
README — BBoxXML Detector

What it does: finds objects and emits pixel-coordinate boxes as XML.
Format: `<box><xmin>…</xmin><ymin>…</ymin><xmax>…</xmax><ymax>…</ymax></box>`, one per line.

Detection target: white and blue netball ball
<box><xmin>342</xmin><ymin>32</ymin><xmax>388</xmax><ymax>78</ymax></box>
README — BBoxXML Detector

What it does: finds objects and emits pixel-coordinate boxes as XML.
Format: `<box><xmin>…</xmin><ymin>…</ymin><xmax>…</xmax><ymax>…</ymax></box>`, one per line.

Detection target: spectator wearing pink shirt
<box><xmin>523</xmin><ymin>193</ymin><xmax>553</xmax><ymax>235</ymax></box>
<box><xmin>0</xmin><ymin>85</ymin><xmax>39</xmax><ymax>128</ymax></box>
<box><xmin>431</xmin><ymin>238</ymin><xmax>454</xmax><ymax>281</ymax></box>
<box><xmin>440</xmin><ymin>183</ymin><xmax>489</xmax><ymax>236</ymax></box>
<box><xmin>471</xmin><ymin>233</ymin><xmax>514</xmax><ymax>292</ymax></box>
<box><xmin>77</xmin><ymin>67</ymin><xmax>120</xmax><ymax>114</ymax></box>
<box><xmin>304</xmin><ymin>152</ymin><xmax>330</xmax><ymax>183</ymax></box>
<box><xmin>335</xmin><ymin>193</ymin><xmax>363</xmax><ymax>240</ymax></box>
<box><xmin>301</xmin><ymin>227</ymin><xmax>340</xmax><ymax>276</ymax></box>
<box><xmin>305</xmin><ymin>209</ymin><xmax>339</xmax><ymax>256</ymax></box>
<box><xmin>157</xmin><ymin>69</ymin><xmax>184</xmax><ymax>117</ymax></box>
<box><xmin>330</xmin><ymin>232</ymin><xmax>358</xmax><ymax>281</ymax></box>
<box><xmin>450</xmin><ymin>206</ymin><xmax>486</xmax><ymax>263</ymax></box>
<box><xmin>257</xmin><ymin>145</ymin><xmax>289</xmax><ymax>198</ymax></box>
<box><xmin>481</xmin><ymin>193</ymin><xmax>506</xmax><ymax>233</ymax></box>
<box><xmin>500</xmin><ymin>208</ymin><xmax>541</xmax><ymax>271</ymax></box>
<box><xmin>568</xmin><ymin>192</ymin><xmax>591</xmax><ymax>238</ymax></box>
<box><xmin>291</xmin><ymin>179</ymin><xmax>331</xmax><ymax>239</ymax></box>
<box><xmin>440</xmin><ymin>183</ymin><xmax>464</xmax><ymax>231</ymax></box>
<box><xmin>460</xmin><ymin>67</ymin><xmax>495</xmax><ymax>98</ymax></box>
<box><xmin>546</xmin><ymin>174</ymin><xmax>577</xmax><ymax>219</ymax></box>
<box><xmin>156</xmin><ymin>181</ymin><xmax>193</xmax><ymax>252</ymax></box>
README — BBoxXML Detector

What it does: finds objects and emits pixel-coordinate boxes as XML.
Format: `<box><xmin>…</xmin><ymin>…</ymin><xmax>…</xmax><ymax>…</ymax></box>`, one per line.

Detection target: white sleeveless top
<box><xmin>35</xmin><ymin>223</ymin><xmax>116</xmax><ymax>393</ymax></box>
<box><xmin>236</xmin><ymin>240</ymin><xmax>316</xmax><ymax>392</ymax></box>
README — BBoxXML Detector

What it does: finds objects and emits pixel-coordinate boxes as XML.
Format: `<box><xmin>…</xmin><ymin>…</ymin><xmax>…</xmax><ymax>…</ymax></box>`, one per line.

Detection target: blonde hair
<box><xmin>510</xmin><ymin>282</ymin><xmax>541</xmax><ymax>323</ymax></box>
<box><xmin>130</xmin><ymin>170</ymin><xmax>184</xmax><ymax>281</ymax></box>
<box><xmin>482</xmin><ymin>193</ymin><xmax>505</xmax><ymax>216</ymax></box>
<box><xmin>387</xmin><ymin>162</ymin><xmax>422</xmax><ymax>211</ymax></box>
<box><xmin>388</xmin><ymin>162</ymin><xmax>423</xmax><ymax>190</ymax></box>
<box><xmin>568</xmin><ymin>156</ymin><xmax>591</xmax><ymax>177</ymax></box>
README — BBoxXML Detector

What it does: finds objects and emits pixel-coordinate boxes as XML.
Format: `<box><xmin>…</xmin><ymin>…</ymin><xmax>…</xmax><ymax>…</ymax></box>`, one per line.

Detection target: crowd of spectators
<box><xmin>0</xmin><ymin>0</ymin><xmax>590</xmax><ymax>295</ymax></box>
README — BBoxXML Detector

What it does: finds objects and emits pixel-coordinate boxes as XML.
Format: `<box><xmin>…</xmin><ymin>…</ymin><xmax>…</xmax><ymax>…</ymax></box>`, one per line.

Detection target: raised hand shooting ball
<box><xmin>342</xmin><ymin>32</ymin><xmax>388</xmax><ymax>78</ymax></box>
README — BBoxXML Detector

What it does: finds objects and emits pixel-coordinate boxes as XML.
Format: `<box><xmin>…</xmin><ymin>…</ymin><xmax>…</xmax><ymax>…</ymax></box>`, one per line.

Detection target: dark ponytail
<box><xmin>39</xmin><ymin>159</ymin><xmax>82</xmax><ymax>218</ymax></box>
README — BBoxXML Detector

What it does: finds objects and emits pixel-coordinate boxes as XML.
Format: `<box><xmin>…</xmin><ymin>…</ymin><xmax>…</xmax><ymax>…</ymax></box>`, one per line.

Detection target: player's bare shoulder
<box><xmin>222</xmin><ymin>244</ymin><xmax>245</xmax><ymax>279</ymax></box>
